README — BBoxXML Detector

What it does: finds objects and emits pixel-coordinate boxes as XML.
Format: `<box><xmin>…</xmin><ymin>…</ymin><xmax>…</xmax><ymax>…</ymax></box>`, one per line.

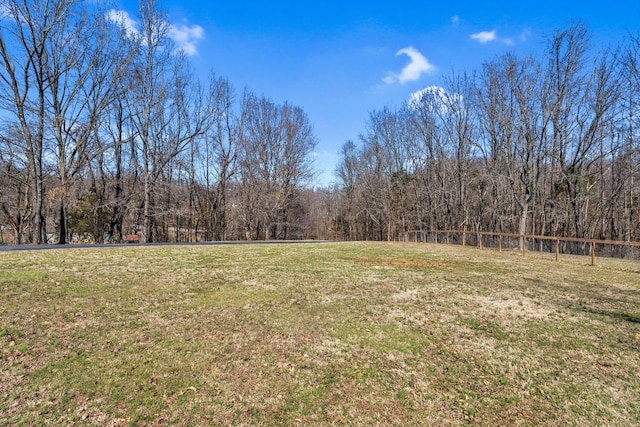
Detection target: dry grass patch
<box><xmin>355</xmin><ymin>256</ymin><xmax>451</xmax><ymax>270</ymax></box>
<box><xmin>1</xmin><ymin>242</ymin><xmax>639</xmax><ymax>425</ymax></box>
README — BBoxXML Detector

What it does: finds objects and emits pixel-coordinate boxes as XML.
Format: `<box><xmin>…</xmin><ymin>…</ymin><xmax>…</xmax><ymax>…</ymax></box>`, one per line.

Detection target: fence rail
<box><xmin>401</xmin><ymin>230</ymin><xmax>640</xmax><ymax>265</ymax></box>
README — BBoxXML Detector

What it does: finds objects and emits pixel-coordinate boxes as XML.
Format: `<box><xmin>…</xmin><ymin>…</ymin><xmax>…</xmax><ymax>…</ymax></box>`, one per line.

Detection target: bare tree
<box><xmin>192</xmin><ymin>76</ymin><xmax>241</xmax><ymax>241</ymax></box>
<box><xmin>543</xmin><ymin>23</ymin><xmax>591</xmax><ymax>237</ymax></box>
<box><xmin>97</xmin><ymin>88</ymin><xmax>139</xmax><ymax>243</ymax></box>
<box><xmin>238</xmin><ymin>93</ymin><xmax>317</xmax><ymax>240</ymax></box>
<box><xmin>0</xmin><ymin>129</ymin><xmax>33</xmax><ymax>243</ymax></box>
<box><xmin>47</xmin><ymin>3</ymin><xmax>132</xmax><ymax>243</ymax></box>
<box><xmin>335</xmin><ymin>139</ymin><xmax>362</xmax><ymax>240</ymax></box>
<box><xmin>477</xmin><ymin>53</ymin><xmax>547</xmax><ymax>246</ymax></box>
<box><xmin>408</xmin><ymin>87</ymin><xmax>449</xmax><ymax>231</ymax></box>
<box><xmin>124</xmin><ymin>0</ymin><xmax>209</xmax><ymax>242</ymax></box>
<box><xmin>545</xmin><ymin>24</ymin><xmax>622</xmax><ymax>238</ymax></box>
<box><xmin>358</xmin><ymin>107</ymin><xmax>416</xmax><ymax>240</ymax></box>
<box><xmin>0</xmin><ymin>0</ymin><xmax>69</xmax><ymax>243</ymax></box>
<box><xmin>408</xmin><ymin>77</ymin><xmax>475</xmax><ymax>232</ymax></box>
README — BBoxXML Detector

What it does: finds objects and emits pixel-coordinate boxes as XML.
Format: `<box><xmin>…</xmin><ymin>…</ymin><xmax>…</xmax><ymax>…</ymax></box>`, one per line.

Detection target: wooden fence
<box><xmin>401</xmin><ymin>230</ymin><xmax>640</xmax><ymax>265</ymax></box>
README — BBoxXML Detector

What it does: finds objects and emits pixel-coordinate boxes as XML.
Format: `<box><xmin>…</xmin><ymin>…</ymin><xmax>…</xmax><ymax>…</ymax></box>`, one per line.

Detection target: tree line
<box><xmin>0</xmin><ymin>0</ymin><xmax>320</xmax><ymax>244</ymax></box>
<box><xmin>334</xmin><ymin>23</ymin><xmax>640</xmax><ymax>245</ymax></box>
<box><xmin>1</xmin><ymin>3</ymin><xmax>639</xmax><ymax>246</ymax></box>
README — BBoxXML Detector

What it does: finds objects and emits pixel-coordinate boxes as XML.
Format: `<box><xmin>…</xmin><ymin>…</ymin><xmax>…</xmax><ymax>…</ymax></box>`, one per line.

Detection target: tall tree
<box><xmin>478</xmin><ymin>54</ymin><xmax>546</xmax><ymax>244</ymax></box>
<box><xmin>335</xmin><ymin>139</ymin><xmax>361</xmax><ymax>240</ymax></box>
<box><xmin>192</xmin><ymin>76</ymin><xmax>241</xmax><ymax>241</ymax></box>
<box><xmin>126</xmin><ymin>0</ymin><xmax>208</xmax><ymax>242</ymax></box>
<box><xmin>238</xmin><ymin>93</ymin><xmax>317</xmax><ymax>240</ymax></box>
<box><xmin>0</xmin><ymin>0</ymin><xmax>70</xmax><ymax>243</ymax></box>
<box><xmin>0</xmin><ymin>129</ymin><xmax>32</xmax><ymax>243</ymax></box>
<box><xmin>46</xmin><ymin>3</ymin><xmax>131</xmax><ymax>243</ymax></box>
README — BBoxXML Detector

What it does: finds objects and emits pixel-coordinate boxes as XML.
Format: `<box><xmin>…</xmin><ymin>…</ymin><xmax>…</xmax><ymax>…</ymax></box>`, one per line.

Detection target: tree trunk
<box><xmin>58</xmin><ymin>202</ymin><xmax>67</xmax><ymax>244</ymax></box>
<box><xmin>518</xmin><ymin>201</ymin><xmax>528</xmax><ymax>251</ymax></box>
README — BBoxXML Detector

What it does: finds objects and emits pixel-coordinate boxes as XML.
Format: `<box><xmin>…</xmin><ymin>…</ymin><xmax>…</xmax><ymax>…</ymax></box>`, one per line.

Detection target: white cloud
<box><xmin>0</xmin><ymin>4</ymin><xmax>11</xmax><ymax>20</ymax></box>
<box><xmin>383</xmin><ymin>46</ymin><xmax>435</xmax><ymax>85</ymax></box>
<box><xmin>408</xmin><ymin>85</ymin><xmax>463</xmax><ymax>114</ymax></box>
<box><xmin>470</xmin><ymin>29</ymin><xmax>528</xmax><ymax>46</ymax></box>
<box><xmin>409</xmin><ymin>86</ymin><xmax>445</xmax><ymax>109</ymax></box>
<box><xmin>0</xmin><ymin>3</ymin><xmax>26</xmax><ymax>22</ymax></box>
<box><xmin>105</xmin><ymin>9</ymin><xmax>139</xmax><ymax>38</ymax></box>
<box><xmin>106</xmin><ymin>9</ymin><xmax>204</xmax><ymax>56</ymax></box>
<box><xmin>451</xmin><ymin>15</ymin><xmax>460</xmax><ymax>26</ymax></box>
<box><xmin>168</xmin><ymin>24</ymin><xmax>204</xmax><ymax>56</ymax></box>
<box><xmin>470</xmin><ymin>30</ymin><xmax>497</xmax><ymax>43</ymax></box>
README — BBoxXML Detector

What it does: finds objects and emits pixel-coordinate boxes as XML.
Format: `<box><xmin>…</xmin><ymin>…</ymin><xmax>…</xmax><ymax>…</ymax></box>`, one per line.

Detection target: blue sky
<box><xmin>114</xmin><ymin>1</ymin><xmax>640</xmax><ymax>186</ymax></box>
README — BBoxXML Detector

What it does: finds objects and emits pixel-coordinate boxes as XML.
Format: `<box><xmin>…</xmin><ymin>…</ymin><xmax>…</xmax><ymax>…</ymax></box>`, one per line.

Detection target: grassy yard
<box><xmin>1</xmin><ymin>242</ymin><xmax>639</xmax><ymax>426</ymax></box>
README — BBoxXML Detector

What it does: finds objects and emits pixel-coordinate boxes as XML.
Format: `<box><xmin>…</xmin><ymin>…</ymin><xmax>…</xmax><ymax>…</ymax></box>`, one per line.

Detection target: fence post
<box><xmin>462</xmin><ymin>230</ymin><xmax>466</xmax><ymax>247</ymax></box>
<box><xmin>498</xmin><ymin>235</ymin><xmax>502</xmax><ymax>252</ymax></box>
<box><xmin>446</xmin><ymin>231</ymin><xmax>450</xmax><ymax>245</ymax></box>
<box><xmin>591</xmin><ymin>241</ymin><xmax>596</xmax><ymax>266</ymax></box>
<box><xmin>522</xmin><ymin>235</ymin><xmax>527</xmax><ymax>257</ymax></box>
<box><xmin>479</xmin><ymin>232</ymin><xmax>482</xmax><ymax>250</ymax></box>
<box><xmin>555</xmin><ymin>239</ymin><xmax>559</xmax><ymax>262</ymax></box>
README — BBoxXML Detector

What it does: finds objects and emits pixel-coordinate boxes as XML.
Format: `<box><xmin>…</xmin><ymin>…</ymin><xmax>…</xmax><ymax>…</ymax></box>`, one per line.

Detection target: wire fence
<box><xmin>401</xmin><ymin>230</ymin><xmax>640</xmax><ymax>265</ymax></box>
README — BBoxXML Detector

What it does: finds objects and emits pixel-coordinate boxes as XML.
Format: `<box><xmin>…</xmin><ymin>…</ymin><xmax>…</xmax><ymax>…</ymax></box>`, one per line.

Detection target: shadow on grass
<box><xmin>547</xmin><ymin>284</ymin><xmax>640</xmax><ymax>325</ymax></box>
<box><xmin>585</xmin><ymin>308</ymin><xmax>640</xmax><ymax>324</ymax></box>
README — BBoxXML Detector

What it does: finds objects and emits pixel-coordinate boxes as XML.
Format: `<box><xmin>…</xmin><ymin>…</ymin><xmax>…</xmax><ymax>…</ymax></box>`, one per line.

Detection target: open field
<box><xmin>1</xmin><ymin>242</ymin><xmax>639</xmax><ymax>426</ymax></box>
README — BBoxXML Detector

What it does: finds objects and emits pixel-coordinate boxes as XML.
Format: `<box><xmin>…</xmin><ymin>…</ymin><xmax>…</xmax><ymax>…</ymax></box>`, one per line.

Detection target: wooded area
<box><xmin>0</xmin><ymin>0</ymin><xmax>322</xmax><ymax>244</ymax></box>
<box><xmin>0</xmin><ymin>1</ymin><xmax>639</xmax><ymax>245</ymax></box>
<box><xmin>334</xmin><ymin>24</ymin><xmax>640</xmax><ymax>244</ymax></box>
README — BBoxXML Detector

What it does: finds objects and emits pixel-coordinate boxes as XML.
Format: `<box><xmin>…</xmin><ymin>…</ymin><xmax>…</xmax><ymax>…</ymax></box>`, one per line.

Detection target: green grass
<box><xmin>1</xmin><ymin>242</ymin><xmax>639</xmax><ymax>426</ymax></box>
